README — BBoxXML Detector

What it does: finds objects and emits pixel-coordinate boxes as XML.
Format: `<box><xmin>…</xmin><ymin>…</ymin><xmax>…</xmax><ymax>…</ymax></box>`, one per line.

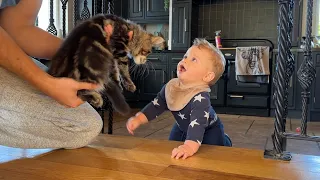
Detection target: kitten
<box><xmin>47</xmin><ymin>14</ymin><xmax>165</xmax><ymax>115</ymax></box>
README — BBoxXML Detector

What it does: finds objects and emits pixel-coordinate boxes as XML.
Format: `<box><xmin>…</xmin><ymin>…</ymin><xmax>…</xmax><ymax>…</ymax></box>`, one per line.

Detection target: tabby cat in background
<box><xmin>48</xmin><ymin>14</ymin><xmax>165</xmax><ymax>115</ymax></box>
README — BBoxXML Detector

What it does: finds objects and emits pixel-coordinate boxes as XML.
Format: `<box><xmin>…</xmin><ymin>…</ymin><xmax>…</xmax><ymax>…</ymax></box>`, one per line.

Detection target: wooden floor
<box><xmin>106</xmin><ymin>109</ymin><xmax>320</xmax><ymax>156</ymax></box>
<box><xmin>1</xmin><ymin>109</ymin><xmax>320</xmax><ymax>180</ymax></box>
<box><xmin>1</xmin><ymin>135</ymin><xmax>320</xmax><ymax>180</ymax></box>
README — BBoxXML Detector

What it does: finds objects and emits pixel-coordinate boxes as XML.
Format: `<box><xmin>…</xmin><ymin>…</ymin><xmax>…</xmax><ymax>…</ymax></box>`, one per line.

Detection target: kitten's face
<box><xmin>128</xmin><ymin>32</ymin><xmax>165</xmax><ymax>65</ymax></box>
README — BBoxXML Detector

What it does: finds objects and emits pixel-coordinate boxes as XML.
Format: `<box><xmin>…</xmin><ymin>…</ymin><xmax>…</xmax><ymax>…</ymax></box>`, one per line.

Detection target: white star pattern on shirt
<box><xmin>193</xmin><ymin>94</ymin><xmax>205</xmax><ymax>102</ymax></box>
<box><xmin>197</xmin><ymin>140</ymin><xmax>202</xmax><ymax>145</ymax></box>
<box><xmin>178</xmin><ymin>112</ymin><xmax>186</xmax><ymax>120</ymax></box>
<box><xmin>189</xmin><ymin>119</ymin><xmax>200</xmax><ymax>128</ymax></box>
<box><xmin>152</xmin><ymin>98</ymin><xmax>160</xmax><ymax>106</ymax></box>
<box><xmin>204</xmin><ymin>111</ymin><xmax>209</xmax><ymax>121</ymax></box>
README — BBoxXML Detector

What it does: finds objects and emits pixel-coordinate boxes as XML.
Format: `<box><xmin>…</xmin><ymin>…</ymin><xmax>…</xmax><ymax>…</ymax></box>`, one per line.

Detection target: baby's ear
<box><xmin>203</xmin><ymin>72</ymin><xmax>215</xmax><ymax>84</ymax></box>
<box><xmin>151</xmin><ymin>36</ymin><xmax>165</xmax><ymax>46</ymax></box>
<box><xmin>128</xmin><ymin>31</ymin><xmax>133</xmax><ymax>41</ymax></box>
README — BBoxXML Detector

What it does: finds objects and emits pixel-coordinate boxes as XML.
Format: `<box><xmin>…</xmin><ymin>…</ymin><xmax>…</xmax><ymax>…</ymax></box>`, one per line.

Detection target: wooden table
<box><xmin>1</xmin><ymin>135</ymin><xmax>320</xmax><ymax>180</ymax></box>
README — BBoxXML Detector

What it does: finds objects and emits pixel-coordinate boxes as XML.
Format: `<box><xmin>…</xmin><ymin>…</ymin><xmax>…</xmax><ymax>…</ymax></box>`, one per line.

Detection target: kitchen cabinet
<box><xmin>171</xmin><ymin>0</ymin><xmax>199</xmax><ymax>50</ymax></box>
<box><xmin>270</xmin><ymin>51</ymin><xmax>297</xmax><ymax>110</ymax></box>
<box><xmin>138</xmin><ymin>54</ymin><xmax>168</xmax><ymax>101</ymax></box>
<box><xmin>128</xmin><ymin>0</ymin><xmax>169</xmax><ymax>22</ymax></box>
<box><xmin>168</xmin><ymin>53</ymin><xmax>183</xmax><ymax>79</ymax></box>
<box><xmin>310</xmin><ymin>52</ymin><xmax>320</xmax><ymax>121</ymax></box>
<box><xmin>145</xmin><ymin>0</ymin><xmax>169</xmax><ymax>18</ymax></box>
<box><xmin>129</xmin><ymin>0</ymin><xmax>144</xmax><ymax>19</ymax></box>
<box><xmin>171</xmin><ymin>3</ymin><xmax>190</xmax><ymax>50</ymax></box>
<box><xmin>270</xmin><ymin>50</ymin><xmax>320</xmax><ymax>121</ymax></box>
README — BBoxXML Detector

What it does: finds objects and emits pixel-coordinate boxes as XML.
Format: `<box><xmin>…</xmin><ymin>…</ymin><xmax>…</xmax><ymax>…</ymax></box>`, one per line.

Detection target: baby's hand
<box><xmin>171</xmin><ymin>140</ymin><xmax>200</xmax><ymax>160</ymax></box>
<box><xmin>126</xmin><ymin>112</ymin><xmax>148</xmax><ymax>135</ymax></box>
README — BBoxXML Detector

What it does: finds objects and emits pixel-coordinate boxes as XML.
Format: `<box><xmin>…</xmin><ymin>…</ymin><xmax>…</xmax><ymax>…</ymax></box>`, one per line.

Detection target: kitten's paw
<box><xmin>90</xmin><ymin>97</ymin><xmax>103</xmax><ymax>107</ymax></box>
<box><xmin>88</xmin><ymin>92</ymin><xmax>103</xmax><ymax>108</ymax></box>
<box><xmin>125</xmin><ymin>83</ymin><xmax>136</xmax><ymax>92</ymax></box>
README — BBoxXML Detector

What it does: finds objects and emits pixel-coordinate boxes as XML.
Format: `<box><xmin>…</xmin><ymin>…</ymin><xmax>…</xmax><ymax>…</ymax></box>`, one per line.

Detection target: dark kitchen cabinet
<box><xmin>128</xmin><ymin>0</ymin><xmax>169</xmax><ymax>22</ymax></box>
<box><xmin>310</xmin><ymin>52</ymin><xmax>320</xmax><ymax>121</ymax></box>
<box><xmin>145</xmin><ymin>0</ymin><xmax>169</xmax><ymax>18</ymax></box>
<box><xmin>210</xmin><ymin>79</ymin><xmax>226</xmax><ymax>107</ymax></box>
<box><xmin>129</xmin><ymin>0</ymin><xmax>143</xmax><ymax>19</ymax></box>
<box><xmin>270</xmin><ymin>50</ymin><xmax>320</xmax><ymax>121</ymax></box>
<box><xmin>171</xmin><ymin>3</ymin><xmax>190</xmax><ymax>50</ymax></box>
<box><xmin>168</xmin><ymin>53</ymin><xmax>183</xmax><ymax>79</ymax></box>
<box><xmin>171</xmin><ymin>0</ymin><xmax>199</xmax><ymax>50</ymax></box>
<box><xmin>312</xmin><ymin>67</ymin><xmax>320</xmax><ymax>109</ymax></box>
<box><xmin>139</xmin><ymin>54</ymin><xmax>168</xmax><ymax>101</ymax></box>
<box><xmin>270</xmin><ymin>51</ymin><xmax>297</xmax><ymax>110</ymax></box>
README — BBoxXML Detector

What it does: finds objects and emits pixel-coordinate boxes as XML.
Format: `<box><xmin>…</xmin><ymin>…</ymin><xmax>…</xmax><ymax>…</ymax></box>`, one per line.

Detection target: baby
<box><xmin>126</xmin><ymin>38</ymin><xmax>231</xmax><ymax>159</ymax></box>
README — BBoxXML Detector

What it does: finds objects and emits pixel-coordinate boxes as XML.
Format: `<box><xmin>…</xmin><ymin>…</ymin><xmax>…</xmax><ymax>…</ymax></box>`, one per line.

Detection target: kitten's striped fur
<box><xmin>48</xmin><ymin>14</ymin><xmax>164</xmax><ymax>115</ymax></box>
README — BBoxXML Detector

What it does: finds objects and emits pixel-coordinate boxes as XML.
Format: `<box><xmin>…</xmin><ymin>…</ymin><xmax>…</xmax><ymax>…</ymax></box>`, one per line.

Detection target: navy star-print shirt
<box><xmin>141</xmin><ymin>85</ymin><xmax>221</xmax><ymax>144</ymax></box>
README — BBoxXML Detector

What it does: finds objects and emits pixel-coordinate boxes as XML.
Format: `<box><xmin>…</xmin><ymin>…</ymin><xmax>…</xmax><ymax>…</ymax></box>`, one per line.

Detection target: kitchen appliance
<box><xmin>209</xmin><ymin>39</ymin><xmax>274</xmax><ymax>117</ymax></box>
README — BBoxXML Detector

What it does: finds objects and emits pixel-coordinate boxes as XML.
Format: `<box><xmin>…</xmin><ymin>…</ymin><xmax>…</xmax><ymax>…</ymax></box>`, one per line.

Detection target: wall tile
<box><xmin>198</xmin><ymin>0</ymin><xmax>279</xmax><ymax>44</ymax></box>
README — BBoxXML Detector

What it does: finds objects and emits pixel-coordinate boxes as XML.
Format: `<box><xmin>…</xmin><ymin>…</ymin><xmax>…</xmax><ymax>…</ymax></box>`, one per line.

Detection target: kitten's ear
<box><xmin>104</xmin><ymin>24</ymin><xmax>113</xmax><ymax>36</ymax></box>
<box><xmin>151</xmin><ymin>36</ymin><xmax>165</xmax><ymax>46</ymax></box>
<box><xmin>128</xmin><ymin>31</ymin><xmax>133</xmax><ymax>41</ymax></box>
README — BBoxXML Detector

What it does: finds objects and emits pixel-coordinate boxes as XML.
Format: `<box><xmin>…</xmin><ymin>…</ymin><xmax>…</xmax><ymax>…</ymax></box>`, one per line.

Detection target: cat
<box><xmin>47</xmin><ymin>14</ymin><xmax>165</xmax><ymax>115</ymax></box>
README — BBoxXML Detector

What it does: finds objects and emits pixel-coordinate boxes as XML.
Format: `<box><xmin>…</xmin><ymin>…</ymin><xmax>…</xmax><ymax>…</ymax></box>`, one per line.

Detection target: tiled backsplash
<box><xmin>198</xmin><ymin>0</ymin><xmax>279</xmax><ymax>46</ymax></box>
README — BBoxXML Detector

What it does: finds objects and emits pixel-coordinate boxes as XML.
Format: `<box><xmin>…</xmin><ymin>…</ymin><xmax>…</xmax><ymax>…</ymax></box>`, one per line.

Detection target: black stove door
<box><xmin>227</xmin><ymin>60</ymin><xmax>269</xmax><ymax>95</ymax></box>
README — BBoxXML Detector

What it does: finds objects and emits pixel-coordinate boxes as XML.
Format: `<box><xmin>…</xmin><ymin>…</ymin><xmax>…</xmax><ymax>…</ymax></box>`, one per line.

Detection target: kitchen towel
<box><xmin>235</xmin><ymin>46</ymin><xmax>270</xmax><ymax>83</ymax></box>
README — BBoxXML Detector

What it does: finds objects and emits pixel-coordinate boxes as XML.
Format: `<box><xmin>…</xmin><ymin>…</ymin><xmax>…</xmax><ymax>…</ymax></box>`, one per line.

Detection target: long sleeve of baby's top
<box><xmin>141</xmin><ymin>85</ymin><xmax>168</xmax><ymax>121</ymax></box>
<box><xmin>185</xmin><ymin>92</ymin><xmax>211</xmax><ymax>145</ymax></box>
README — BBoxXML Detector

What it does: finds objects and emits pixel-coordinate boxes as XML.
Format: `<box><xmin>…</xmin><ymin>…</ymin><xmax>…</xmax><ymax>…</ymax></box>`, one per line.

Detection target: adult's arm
<box><xmin>0</xmin><ymin>0</ymin><xmax>62</xmax><ymax>60</ymax></box>
<box><xmin>0</xmin><ymin>0</ymin><xmax>98</xmax><ymax>108</ymax></box>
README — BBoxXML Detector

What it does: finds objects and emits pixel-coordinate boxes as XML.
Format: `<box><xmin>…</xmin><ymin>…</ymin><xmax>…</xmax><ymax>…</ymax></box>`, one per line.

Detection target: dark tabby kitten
<box><xmin>47</xmin><ymin>14</ymin><xmax>165</xmax><ymax>115</ymax></box>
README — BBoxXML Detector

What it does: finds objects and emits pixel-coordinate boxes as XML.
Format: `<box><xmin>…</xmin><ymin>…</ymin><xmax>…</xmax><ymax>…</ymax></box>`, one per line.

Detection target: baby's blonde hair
<box><xmin>193</xmin><ymin>38</ymin><xmax>226</xmax><ymax>86</ymax></box>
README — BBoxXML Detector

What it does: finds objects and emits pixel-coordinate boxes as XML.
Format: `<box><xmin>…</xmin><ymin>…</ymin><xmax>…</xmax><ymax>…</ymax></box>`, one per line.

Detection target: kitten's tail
<box><xmin>104</xmin><ymin>82</ymin><xmax>131</xmax><ymax>116</ymax></box>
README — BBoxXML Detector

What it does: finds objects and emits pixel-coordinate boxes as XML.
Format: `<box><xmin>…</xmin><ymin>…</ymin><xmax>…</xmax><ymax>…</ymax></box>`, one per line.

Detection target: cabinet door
<box><xmin>129</xmin><ymin>0</ymin><xmax>143</xmax><ymax>19</ymax></box>
<box><xmin>139</xmin><ymin>54</ymin><xmax>168</xmax><ymax>101</ymax></box>
<box><xmin>171</xmin><ymin>3</ymin><xmax>190</xmax><ymax>50</ymax></box>
<box><xmin>168</xmin><ymin>53</ymin><xmax>184</xmax><ymax>79</ymax></box>
<box><xmin>312</xmin><ymin>52</ymin><xmax>320</xmax><ymax>110</ymax></box>
<box><xmin>313</xmin><ymin>66</ymin><xmax>320</xmax><ymax>109</ymax></box>
<box><xmin>145</xmin><ymin>0</ymin><xmax>169</xmax><ymax>19</ymax></box>
<box><xmin>270</xmin><ymin>52</ymin><xmax>296</xmax><ymax>109</ymax></box>
<box><xmin>210</xmin><ymin>78</ymin><xmax>226</xmax><ymax>107</ymax></box>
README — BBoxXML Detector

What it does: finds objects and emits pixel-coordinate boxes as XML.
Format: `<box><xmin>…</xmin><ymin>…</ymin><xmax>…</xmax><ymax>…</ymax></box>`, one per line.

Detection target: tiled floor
<box><xmin>104</xmin><ymin>109</ymin><xmax>320</xmax><ymax>156</ymax></box>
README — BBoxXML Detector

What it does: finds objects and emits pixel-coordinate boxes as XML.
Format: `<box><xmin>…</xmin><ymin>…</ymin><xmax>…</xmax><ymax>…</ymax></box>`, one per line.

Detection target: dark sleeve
<box><xmin>185</xmin><ymin>92</ymin><xmax>211</xmax><ymax>145</ymax></box>
<box><xmin>141</xmin><ymin>85</ymin><xmax>168</xmax><ymax>121</ymax></box>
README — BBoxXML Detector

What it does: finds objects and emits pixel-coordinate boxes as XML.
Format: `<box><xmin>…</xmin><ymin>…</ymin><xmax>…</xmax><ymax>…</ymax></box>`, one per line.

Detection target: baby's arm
<box><xmin>126</xmin><ymin>85</ymin><xmax>168</xmax><ymax>134</ymax></box>
<box><xmin>172</xmin><ymin>92</ymin><xmax>210</xmax><ymax>159</ymax></box>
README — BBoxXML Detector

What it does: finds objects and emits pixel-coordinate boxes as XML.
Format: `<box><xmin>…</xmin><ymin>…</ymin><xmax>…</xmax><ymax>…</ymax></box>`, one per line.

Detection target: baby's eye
<box><xmin>192</xmin><ymin>57</ymin><xmax>197</xmax><ymax>62</ymax></box>
<box><xmin>183</xmin><ymin>55</ymin><xmax>187</xmax><ymax>59</ymax></box>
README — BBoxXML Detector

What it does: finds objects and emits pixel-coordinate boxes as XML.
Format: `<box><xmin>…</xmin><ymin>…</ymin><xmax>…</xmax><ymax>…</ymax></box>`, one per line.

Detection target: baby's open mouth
<box><xmin>179</xmin><ymin>64</ymin><xmax>187</xmax><ymax>72</ymax></box>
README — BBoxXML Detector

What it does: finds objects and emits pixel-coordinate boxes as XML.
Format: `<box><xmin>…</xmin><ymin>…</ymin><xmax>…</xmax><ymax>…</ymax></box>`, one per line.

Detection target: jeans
<box><xmin>168</xmin><ymin>120</ymin><xmax>232</xmax><ymax>147</ymax></box>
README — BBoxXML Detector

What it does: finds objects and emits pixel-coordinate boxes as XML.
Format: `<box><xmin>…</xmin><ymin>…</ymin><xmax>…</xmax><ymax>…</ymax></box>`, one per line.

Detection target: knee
<box><xmin>65</xmin><ymin>111</ymin><xmax>103</xmax><ymax>149</ymax></box>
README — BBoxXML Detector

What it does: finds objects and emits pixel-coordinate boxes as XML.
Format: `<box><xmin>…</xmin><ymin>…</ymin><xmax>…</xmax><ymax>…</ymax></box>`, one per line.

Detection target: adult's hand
<box><xmin>46</xmin><ymin>77</ymin><xmax>99</xmax><ymax>108</ymax></box>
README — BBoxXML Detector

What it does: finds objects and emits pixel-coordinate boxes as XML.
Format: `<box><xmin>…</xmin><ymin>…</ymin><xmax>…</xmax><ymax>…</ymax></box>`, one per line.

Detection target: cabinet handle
<box><xmin>162</xmin><ymin>71</ymin><xmax>165</xmax><ymax>83</ymax></box>
<box><xmin>147</xmin><ymin>0</ymin><xmax>149</xmax><ymax>11</ymax></box>
<box><xmin>139</xmin><ymin>0</ymin><xmax>141</xmax><ymax>12</ymax></box>
<box><xmin>229</xmin><ymin>95</ymin><xmax>244</xmax><ymax>98</ymax></box>
<box><xmin>184</xmin><ymin>19</ymin><xmax>187</xmax><ymax>32</ymax></box>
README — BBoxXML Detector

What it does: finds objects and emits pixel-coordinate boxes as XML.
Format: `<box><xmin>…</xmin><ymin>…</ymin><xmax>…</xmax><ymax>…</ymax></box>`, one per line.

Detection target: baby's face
<box><xmin>177</xmin><ymin>46</ymin><xmax>214</xmax><ymax>84</ymax></box>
